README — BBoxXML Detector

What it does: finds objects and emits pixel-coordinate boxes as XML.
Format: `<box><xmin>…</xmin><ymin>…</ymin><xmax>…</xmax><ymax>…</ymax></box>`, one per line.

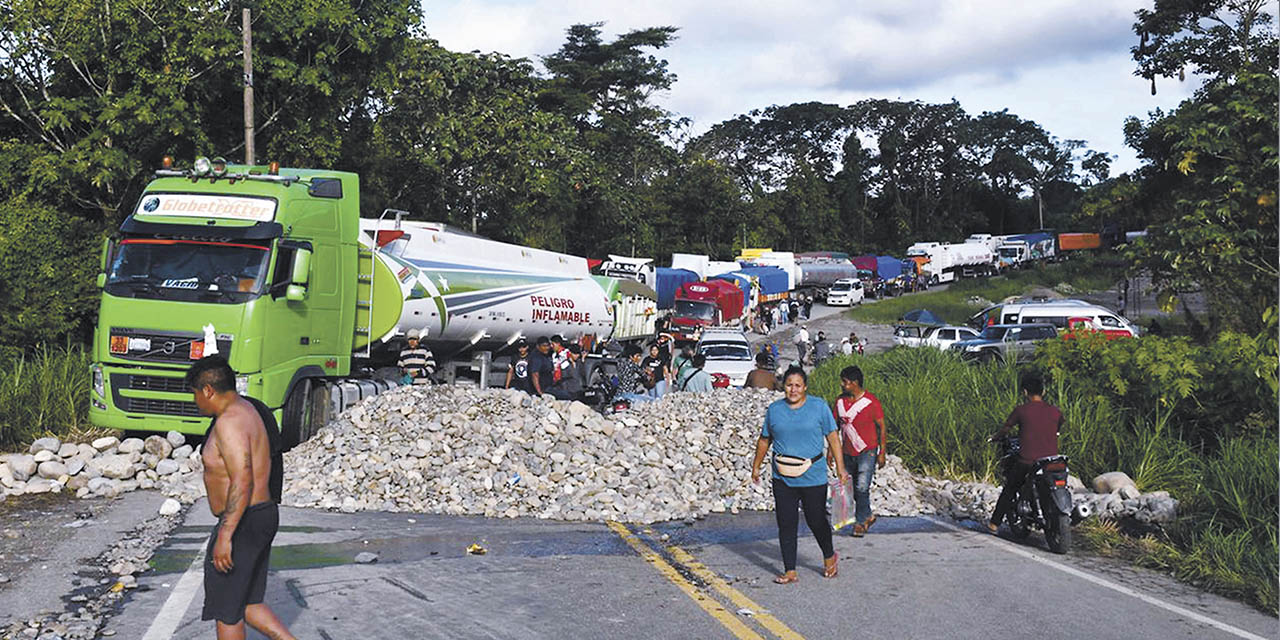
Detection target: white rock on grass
<box><xmin>29</xmin><ymin>437</ymin><xmax>60</xmax><ymax>454</ymax></box>
<box><xmin>37</xmin><ymin>461</ymin><xmax>67</xmax><ymax>480</ymax></box>
<box><xmin>1093</xmin><ymin>471</ymin><xmax>1137</xmax><ymax>494</ymax></box>
<box><xmin>117</xmin><ymin>438</ymin><xmax>145</xmax><ymax>454</ymax></box>
<box><xmin>8</xmin><ymin>455</ymin><xmax>35</xmax><ymax>482</ymax></box>
<box><xmin>92</xmin><ymin>436</ymin><xmax>120</xmax><ymax>451</ymax></box>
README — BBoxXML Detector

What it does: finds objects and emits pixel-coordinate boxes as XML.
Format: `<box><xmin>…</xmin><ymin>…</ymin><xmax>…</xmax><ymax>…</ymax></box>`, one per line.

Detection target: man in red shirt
<box><xmin>831</xmin><ymin>366</ymin><xmax>886</xmax><ymax>536</ymax></box>
<box><xmin>988</xmin><ymin>373</ymin><xmax>1064</xmax><ymax>533</ymax></box>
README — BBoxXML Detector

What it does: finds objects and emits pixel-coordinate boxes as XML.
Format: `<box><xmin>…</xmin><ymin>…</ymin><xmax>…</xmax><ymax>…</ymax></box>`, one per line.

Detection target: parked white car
<box><xmin>893</xmin><ymin>325</ymin><xmax>980</xmax><ymax>350</ymax></box>
<box><xmin>825</xmin><ymin>278</ymin><xmax>864</xmax><ymax>306</ymax></box>
<box><xmin>694</xmin><ymin>329</ymin><xmax>754</xmax><ymax>387</ymax></box>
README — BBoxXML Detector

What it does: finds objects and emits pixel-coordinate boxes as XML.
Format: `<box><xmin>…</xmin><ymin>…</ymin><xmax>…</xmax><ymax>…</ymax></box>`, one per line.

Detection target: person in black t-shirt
<box><xmin>504</xmin><ymin>340</ymin><xmax>540</xmax><ymax>395</ymax></box>
<box><xmin>641</xmin><ymin>342</ymin><xmax>670</xmax><ymax>398</ymax></box>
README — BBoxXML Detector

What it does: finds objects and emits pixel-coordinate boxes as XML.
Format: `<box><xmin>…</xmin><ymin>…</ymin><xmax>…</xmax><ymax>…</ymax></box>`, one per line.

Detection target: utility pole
<box><xmin>242</xmin><ymin>8</ymin><xmax>255</xmax><ymax>165</ymax></box>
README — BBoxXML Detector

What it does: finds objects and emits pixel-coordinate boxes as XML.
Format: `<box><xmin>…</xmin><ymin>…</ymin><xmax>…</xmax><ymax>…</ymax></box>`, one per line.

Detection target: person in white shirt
<box><xmin>794</xmin><ymin>325</ymin><xmax>810</xmax><ymax>366</ymax></box>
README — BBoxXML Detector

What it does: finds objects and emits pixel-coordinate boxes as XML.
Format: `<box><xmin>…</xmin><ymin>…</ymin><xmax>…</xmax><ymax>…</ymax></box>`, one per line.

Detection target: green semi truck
<box><xmin>90</xmin><ymin>158</ymin><xmax>655</xmax><ymax>446</ymax></box>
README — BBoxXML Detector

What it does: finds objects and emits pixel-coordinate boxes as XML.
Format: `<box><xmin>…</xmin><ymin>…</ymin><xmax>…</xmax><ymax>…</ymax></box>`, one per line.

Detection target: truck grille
<box><xmin>115</xmin><ymin>396</ymin><xmax>203</xmax><ymax>417</ymax></box>
<box><xmin>108</xmin><ymin>327</ymin><xmax>231</xmax><ymax>364</ymax></box>
<box><xmin>122</xmin><ymin>374</ymin><xmax>189</xmax><ymax>393</ymax></box>
<box><xmin>109</xmin><ymin>373</ymin><xmax>204</xmax><ymax>418</ymax></box>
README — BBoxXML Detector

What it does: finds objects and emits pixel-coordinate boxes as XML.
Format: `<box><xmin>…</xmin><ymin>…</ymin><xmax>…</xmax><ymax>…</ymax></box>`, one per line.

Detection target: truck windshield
<box><xmin>857</xmin><ymin>269</ymin><xmax>874</xmax><ymax>280</ymax></box>
<box><xmin>675</xmin><ymin>300</ymin><xmax>717</xmax><ymax>321</ymax></box>
<box><xmin>998</xmin><ymin>248</ymin><xmax>1020</xmax><ymax>258</ymax></box>
<box><xmin>105</xmin><ymin>239</ymin><xmax>271</xmax><ymax>303</ymax></box>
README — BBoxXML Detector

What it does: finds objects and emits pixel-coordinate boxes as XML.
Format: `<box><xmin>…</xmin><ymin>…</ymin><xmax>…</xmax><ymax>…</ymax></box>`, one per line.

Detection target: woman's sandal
<box><xmin>851</xmin><ymin>523</ymin><xmax>867</xmax><ymax>537</ymax></box>
<box><xmin>823</xmin><ymin>552</ymin><xmax>839</xmax><ymax>578</ymax></box>
<box><xmin>863</xmin><ymin>515</ymin><xmax>877</xmax><ymax>532</ymax></box>
<box><xmin>774</xmin><ymin>572</ymin><xmax>799</xmax><ymax>584</ymax></box>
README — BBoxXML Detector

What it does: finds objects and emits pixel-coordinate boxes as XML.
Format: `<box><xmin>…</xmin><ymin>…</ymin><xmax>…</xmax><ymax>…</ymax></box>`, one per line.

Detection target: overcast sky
<box><xmin>421</xmin><ymin>0</ymin><xmax>1204</xmax><ymax>175</ymax></box>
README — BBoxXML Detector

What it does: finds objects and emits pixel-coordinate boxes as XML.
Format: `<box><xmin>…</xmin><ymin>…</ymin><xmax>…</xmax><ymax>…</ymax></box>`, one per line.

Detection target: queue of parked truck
<box><xmin>87</xmin><ymin>157</ymin><xmax>1130</xmax><ymax>447</ymax></box>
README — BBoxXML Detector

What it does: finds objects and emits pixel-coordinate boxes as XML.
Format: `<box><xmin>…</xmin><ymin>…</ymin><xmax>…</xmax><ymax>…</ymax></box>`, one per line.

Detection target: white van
<box><xmin>825</xmin><ymin>278</ymin><xmax>865</xmax><ymax>306</ymax></box>
<box><xmin>970</xmin><ymin>300</ymin><xmax>1139</xmax><ymax>338</ymax></box>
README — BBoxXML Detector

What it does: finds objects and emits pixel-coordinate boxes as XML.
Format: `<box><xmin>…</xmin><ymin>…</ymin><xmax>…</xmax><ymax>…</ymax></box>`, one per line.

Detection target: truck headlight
<box><xmin>236</xmin><ymin>375</ymin><xmax>249</xmax><ymax>395</ymax></box>
<box><xmin>91</xmin><ymin>364</ymin><xmax>105</xmax><ymax>398</ymax></box>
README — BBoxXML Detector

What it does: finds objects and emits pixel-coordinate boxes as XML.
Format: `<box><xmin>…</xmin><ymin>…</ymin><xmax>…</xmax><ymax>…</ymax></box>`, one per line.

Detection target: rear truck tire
<box><xmin>1047</xmin><ymin>514</ymin><xmax>1072</xmax><ymax>554</ymax></box>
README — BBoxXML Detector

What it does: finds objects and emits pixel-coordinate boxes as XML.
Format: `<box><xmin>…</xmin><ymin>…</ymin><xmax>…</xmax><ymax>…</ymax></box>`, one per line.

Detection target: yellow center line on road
<box><xmin>666</xmin><ymin>545</ymin><xmax>806</xmax><ymax>640</ymax></box>
<box><xmin>606</xmin><ymin>521</ymin><xmax>764</xmax><ymax>640</ymax></box>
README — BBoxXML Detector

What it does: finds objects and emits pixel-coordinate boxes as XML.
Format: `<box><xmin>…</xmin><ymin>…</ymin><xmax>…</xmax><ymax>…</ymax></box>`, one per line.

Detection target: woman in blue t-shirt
<box><xmin>750</xmin><ymin>366</ymin><xmax>849</xmax><ymax>584</ymax></box>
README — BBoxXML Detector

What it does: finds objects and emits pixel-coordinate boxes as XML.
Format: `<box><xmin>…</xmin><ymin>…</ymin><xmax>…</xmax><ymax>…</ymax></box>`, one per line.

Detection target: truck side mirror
<box><xmin>286</xmin><ymin>248</ymin><xmax>312</xmax><ymax>301</ymax></box>
<box><xmin>97</xmin><ymin>237</ymin><xmax>114</xmax><ymax>289</ymax></box>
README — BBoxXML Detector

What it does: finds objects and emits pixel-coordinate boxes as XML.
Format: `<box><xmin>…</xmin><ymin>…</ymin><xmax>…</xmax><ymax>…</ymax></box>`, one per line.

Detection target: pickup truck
<box><xmin>948</xmin><ymin>323</ymin><xmax>1057</xmax><ymax>364</ymax></box>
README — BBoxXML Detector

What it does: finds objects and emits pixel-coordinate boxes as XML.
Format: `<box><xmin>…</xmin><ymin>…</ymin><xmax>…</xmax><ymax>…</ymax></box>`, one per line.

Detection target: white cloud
<box><xmin>421</xmin><ymin>0</ymin><xmax>1204</xmax><ymax>173</ymax></box>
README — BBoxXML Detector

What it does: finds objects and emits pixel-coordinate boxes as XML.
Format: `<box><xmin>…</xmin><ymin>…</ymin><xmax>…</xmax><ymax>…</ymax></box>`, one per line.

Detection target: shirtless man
<box><xmin>186</xmin><ymin>356</ymin><xmax>295</xmax><ymax>640</ymax></box>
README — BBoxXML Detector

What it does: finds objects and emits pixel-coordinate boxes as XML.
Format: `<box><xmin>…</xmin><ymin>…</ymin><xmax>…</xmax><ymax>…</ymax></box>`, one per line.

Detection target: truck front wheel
<box><xmin>281</xmin><ymin>379</ymin><xmax>326</xmax><ymax>451</ymax></box>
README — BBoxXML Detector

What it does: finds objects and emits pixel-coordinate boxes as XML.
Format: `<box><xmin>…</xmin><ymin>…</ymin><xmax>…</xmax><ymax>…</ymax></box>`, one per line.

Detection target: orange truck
<box><xmin>1058</xmin><ymin>233</ymin><xmax>1101</xmax><ymax>251</ymax></box>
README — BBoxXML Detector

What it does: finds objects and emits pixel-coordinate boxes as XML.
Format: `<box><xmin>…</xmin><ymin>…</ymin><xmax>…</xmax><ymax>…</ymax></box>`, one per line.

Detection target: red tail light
<box><xmin>1054</xmin><ymin>479</ymin><xmax>1067</xmax><ymax>487</ymax></box>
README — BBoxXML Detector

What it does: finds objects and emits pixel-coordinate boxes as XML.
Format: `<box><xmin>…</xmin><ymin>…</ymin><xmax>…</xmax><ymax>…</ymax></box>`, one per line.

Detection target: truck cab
<box><xmin>670</xmin><ymin>280</ymin><xmax>744</xmax><ymax>343</ymax></box>
<box><xmin>90</xmin><ymin>159</ymin><xmax>396</xmax><ymax>446</ymax></box>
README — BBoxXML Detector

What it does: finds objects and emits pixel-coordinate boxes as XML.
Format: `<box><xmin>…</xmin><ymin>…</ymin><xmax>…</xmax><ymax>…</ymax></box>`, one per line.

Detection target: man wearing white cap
<box><xmin>398</xmin><ymin>329</ymin><xmax>436</xmax><ymax>385</ymax></box>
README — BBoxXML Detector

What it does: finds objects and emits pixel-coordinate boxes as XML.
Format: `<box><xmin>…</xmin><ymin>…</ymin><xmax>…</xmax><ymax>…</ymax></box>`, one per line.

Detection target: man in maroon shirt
<box><xmin>987</xmin><ymin>373</ymin><xmax>1063</xmax><ymax>533</ymax></box>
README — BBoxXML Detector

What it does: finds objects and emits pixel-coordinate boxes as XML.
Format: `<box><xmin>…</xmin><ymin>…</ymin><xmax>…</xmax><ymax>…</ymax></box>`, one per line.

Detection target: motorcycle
<box><xmin>581</xmin><ymin>373</ymin><xmax>630</xmax><ymax>415</ymax></box>
<box><xmin>992</xmin><ymin>436</ymin><xmax>1088</xmax><ymax>554</ymax></box>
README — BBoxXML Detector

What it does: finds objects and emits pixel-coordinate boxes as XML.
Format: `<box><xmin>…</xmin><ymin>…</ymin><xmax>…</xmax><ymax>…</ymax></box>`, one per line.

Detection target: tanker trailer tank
<box><xmin>360</xmin><ymin>220</ymin><xmax>614</xmax><ymax>358</ymax></box>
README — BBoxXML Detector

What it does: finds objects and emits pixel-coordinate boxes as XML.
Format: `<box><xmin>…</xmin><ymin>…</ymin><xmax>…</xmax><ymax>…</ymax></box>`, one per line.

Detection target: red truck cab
<box><xmin>670</xmin><ymin>280</ymin><xmax>745</xmax><ymax>342</ymax></box>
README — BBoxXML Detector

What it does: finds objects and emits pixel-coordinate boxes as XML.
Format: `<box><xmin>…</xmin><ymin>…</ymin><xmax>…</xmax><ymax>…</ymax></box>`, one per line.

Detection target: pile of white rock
<box><xmin>282</xmin><ymin>384</ymin><xmax>1179</xmax><ymax>526</ymax></box>
<box><xmin>283</xmin><ymin>385</ymin><xmax>782</xmax><ymax>523</ymax></box>
<box><xmin>913</xmin><ymin>470</ymin><xmax>1179</xmax><ymax>526</ymax></box>
<box><xmin>0</xmin><ymin>433</ymin><xmax>205</xmax><ymax>504</ymax></box>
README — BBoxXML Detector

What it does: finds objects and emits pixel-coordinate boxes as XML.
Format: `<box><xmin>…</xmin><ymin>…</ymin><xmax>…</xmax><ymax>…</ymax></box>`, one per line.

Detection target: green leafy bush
<box><xmin>811</xmin><ymin>340</ymin><xmax>1278</xmax><ymax>613</ymax></box>
<box><xmin>0</xmin><ymin>197</ymin><xmax>103</xmax><ymax>355</ymax></box>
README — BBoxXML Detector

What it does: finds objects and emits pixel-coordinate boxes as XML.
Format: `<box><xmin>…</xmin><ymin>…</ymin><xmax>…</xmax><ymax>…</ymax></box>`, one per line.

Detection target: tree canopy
<box><xmin>0</xmin><ymin>2</ymin><xmax>1273</xmax><ymax>349</ymax></box>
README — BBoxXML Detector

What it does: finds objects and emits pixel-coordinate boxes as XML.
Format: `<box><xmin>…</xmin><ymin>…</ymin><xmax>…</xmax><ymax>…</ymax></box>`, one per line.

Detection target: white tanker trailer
<box><xmin>363</xmin><ymin>219</ymin><xmax>617</xmax><ymax>356</ymax></box>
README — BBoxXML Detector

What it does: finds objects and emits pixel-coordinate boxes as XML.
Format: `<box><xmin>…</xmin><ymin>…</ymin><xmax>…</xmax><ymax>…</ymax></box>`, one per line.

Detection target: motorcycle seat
<box><xmin>1036</xmin><ymin>455</ymin><xmax>1069</xmax><ymax>472</ymax></box>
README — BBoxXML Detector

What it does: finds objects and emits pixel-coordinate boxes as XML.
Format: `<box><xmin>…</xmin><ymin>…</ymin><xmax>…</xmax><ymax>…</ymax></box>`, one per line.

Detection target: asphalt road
<box><xmin>103</xmin><ymin>501</ymin><xmax>1276</xmax><ymax>640</ymax></box>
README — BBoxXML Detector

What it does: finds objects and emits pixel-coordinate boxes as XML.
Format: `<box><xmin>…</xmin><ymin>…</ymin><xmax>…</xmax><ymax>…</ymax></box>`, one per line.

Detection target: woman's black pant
<box><xmin>773</xmin><ymin>478</ymin><xmax>834</xmax><ymax>571</ymax></box>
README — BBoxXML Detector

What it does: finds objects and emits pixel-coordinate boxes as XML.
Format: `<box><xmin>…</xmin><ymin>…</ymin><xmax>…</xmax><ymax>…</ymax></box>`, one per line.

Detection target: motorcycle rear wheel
<box><xmin>1046</xmin><ymin>514</ymin><xmax>1072</xmax><ymax>554</ymax></box>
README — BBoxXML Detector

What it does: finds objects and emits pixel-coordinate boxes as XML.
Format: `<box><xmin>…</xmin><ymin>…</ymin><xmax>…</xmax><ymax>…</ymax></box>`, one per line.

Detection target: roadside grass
<box><xmin>0</xmin><ymin>345</ymin><xmax>103</xmax><ymax>451</ymax></box>
<box><xmin>808</xmin><ymin>346</ymin><xmax>1278</xmax><ymax>614</ymax></box>
<box><xmin>847</xmin><ymin>255</ymin><xmax>1128</xmax><ymax>325</ymax></box>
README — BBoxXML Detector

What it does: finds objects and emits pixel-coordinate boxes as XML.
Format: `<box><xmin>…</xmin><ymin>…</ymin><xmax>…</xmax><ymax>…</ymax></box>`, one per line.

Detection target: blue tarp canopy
<box><xmin>901</xmin><ymin>309</ymin><xmax>945</xmax><ymax>326</ymax></box>
<box><xmin>655</xmin><ymin>267</ymin><xmax>699</xmax><ymax>309</ymax></box>
<box><xmin>712</xmin><ymin>265</ymin><xmax>790</xmax><ymax>307</ymax></box>
<box><xmin>876</xmin><ymin>256</ymin><xmax>904</xmax><ymax>280</ymax></box>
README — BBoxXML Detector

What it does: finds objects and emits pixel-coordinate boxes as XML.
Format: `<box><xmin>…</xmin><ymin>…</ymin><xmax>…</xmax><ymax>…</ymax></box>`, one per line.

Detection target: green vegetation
<box><xmin>845</xmin><ymin>256</ymin><xmax>1127</xmax><ymax>326</ymax></box>
<box><xmin>808</xmin><ymin>335</ymin><xmax>1278</xmax><ymax>614</ymax></box>
<box><xmin>0</xmin><ymin>345</ymin><xmax>98</xmax><ymax>451</ymax></box>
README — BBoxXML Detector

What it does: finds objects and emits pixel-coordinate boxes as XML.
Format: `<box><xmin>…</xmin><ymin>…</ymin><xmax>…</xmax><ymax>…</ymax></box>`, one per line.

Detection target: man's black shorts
<box><xmin>202</xmin><ymin>501</ymin><xmax>279</xmax><ymax>624</ymax></box>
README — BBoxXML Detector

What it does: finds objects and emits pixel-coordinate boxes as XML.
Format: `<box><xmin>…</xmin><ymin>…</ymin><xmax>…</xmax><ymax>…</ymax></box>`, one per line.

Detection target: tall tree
<box><xmin>1123</xmin><ymin>0</ymin><xmax>1277</xmax><ymax>335</ymax></box>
